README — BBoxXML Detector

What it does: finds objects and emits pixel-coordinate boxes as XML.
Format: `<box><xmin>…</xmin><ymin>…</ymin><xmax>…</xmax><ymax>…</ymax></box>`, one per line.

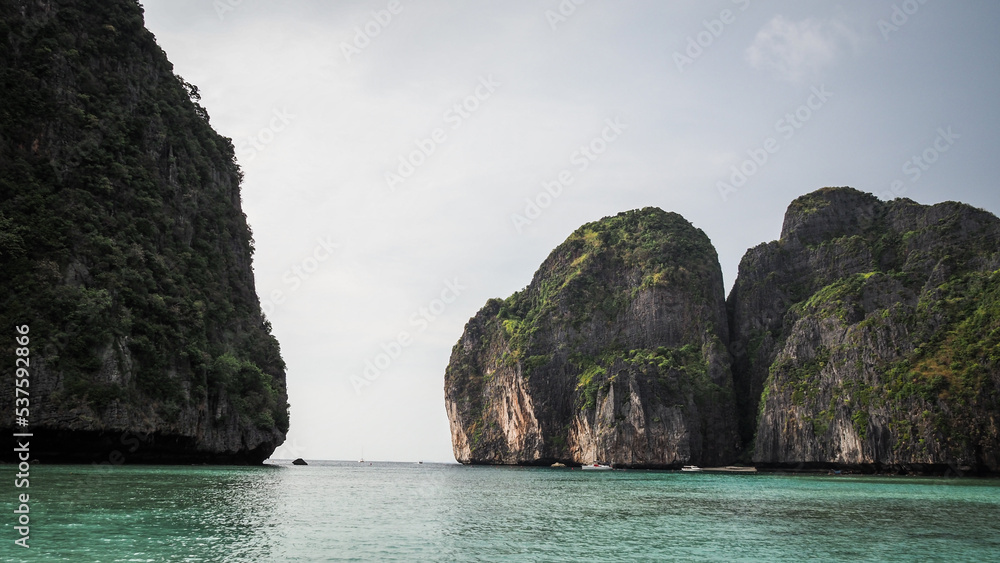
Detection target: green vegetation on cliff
<box><xmin>446</xmin><ymin>207</ymin><xmax>739</xmax><ymax>467</ymax></box>
<box><xmin>0</xmin><ymin>0</ymin><xmax>288</xmax><ymax>458</ymax></box>
<box><xmin>450</xmin><ymin>187</ymin><xmax>999</xmax><ymax>472</ymax></box>
<box><xmin>496</xmin><ymin>209</ymin><xmax>723</xmax><ymax>408</ymax></box>
<box><xmin>731</xmin><ymin>187</ymin><xmax>1000</xmax><ymax>471</ymax></box>
<box><xmin>496</xmin><ymin>208</ymin><xmax>720</xmax><ymax>370</ymax></box>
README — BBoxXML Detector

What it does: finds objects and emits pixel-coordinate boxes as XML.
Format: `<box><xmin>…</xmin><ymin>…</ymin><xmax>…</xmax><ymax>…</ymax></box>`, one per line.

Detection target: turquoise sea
<box><xmin>5</xmin><ymin>461</ymin><xmax>1000</xmax><ymax>561</ymax></box>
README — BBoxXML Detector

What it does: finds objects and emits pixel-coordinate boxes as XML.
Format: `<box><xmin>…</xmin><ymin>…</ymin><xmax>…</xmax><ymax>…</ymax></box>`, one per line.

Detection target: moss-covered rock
<box><xmin>729</xmin><ymin>187</ymin><xmax>1000</xmax><ymax>473</ymax></box>
<box><xmin>445</xmin><ymin>208</ymin><xmax>739</xmax><ymax>467</ymax></box>
<box><xmin>0</xmin><ymin>0</ymin><xmax>287</xmax><ymax>464</ymax></box>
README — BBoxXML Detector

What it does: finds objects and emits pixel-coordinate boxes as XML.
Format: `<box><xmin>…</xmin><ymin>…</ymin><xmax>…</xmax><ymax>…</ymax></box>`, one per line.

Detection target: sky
<box><xmin>138</xmin><ymin>0</ymin><xmax>1000</xmax><ymax>463</ymax></box>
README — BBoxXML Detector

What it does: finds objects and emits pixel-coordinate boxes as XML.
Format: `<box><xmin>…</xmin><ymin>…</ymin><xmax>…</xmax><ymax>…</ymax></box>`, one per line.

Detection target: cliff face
<box><xmin>445</xmin><ymin>208</ymin><xmax>740</xmax><ymax>467</ymax></box>
<box><xmin>728</xmin><ymin>187</ymin><xmax>1000</xmax><ymax>472</ymax></box>
<box><xmin>448</xmin><ymin>188</ymin><xmax>999</xmax><ymax>472</ymax></box>
<box><xmin>0</xmin><ymin>0</ymin><xmax>288</xmax><ymax>463</ymax></box>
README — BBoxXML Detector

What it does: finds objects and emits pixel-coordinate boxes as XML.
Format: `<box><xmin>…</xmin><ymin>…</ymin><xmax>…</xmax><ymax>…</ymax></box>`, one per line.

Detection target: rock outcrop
<box><xmin>728</xmin><ymin>187</ymin><xmax>1000</xmax><ymax>472</ymax></box>
<box><xmin>447</xmin><ymin>188</ymin><xmax>1000</xmax><ymax>473</ymax></box>
<box><xmin>445</xmin><ymin>208</ymin><xmax>740</xmax><ymax>468</ymax></box>
<box><xmin>0</xmin><ymin>0</ymin><xmax>288</xmax><ymax>463</ymax></box>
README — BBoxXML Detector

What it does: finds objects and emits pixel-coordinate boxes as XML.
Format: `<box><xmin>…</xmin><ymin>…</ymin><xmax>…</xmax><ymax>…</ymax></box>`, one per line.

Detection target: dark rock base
<box><xmin>2</xmin><ymin>427</ymin><xmax>276</xmax><ymax>465</ymax></box>
<box><xmin>460</xmin><ymin>458</ymin><xmax>721</xmax><ymax>470</ymax></box>
<box><xmin>754</xmin><ymin>461</ymin><xmax>996</xmax><ymax>477</ymax></box>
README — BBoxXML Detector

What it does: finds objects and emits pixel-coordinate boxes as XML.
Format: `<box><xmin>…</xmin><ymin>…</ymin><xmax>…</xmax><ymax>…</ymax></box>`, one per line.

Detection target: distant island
<box><xmin>445</xmin><ymin>187</ymin><xmax>1000</xmax><ymax>474</ymax></box>
<box><xmin>0</xmin><ymin>0</ymin><xmax>288</xmax><ymax>464</ymax></box>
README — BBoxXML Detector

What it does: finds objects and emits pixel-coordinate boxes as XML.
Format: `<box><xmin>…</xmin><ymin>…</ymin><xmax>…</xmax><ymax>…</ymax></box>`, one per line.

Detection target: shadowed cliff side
<box><xmin>0</xmin><ymin>0</ymin><xmax>288</xmax><ymax>463</ymax></box>
<box><xmin>445</xmin><ymin>208</ymin><xmax>740</xmax><ymax>468</ymax></box>
<box><xmin>728</xmin><ymin>187</ymin><xmax>1000</xmax><ymax>473</ymax></box>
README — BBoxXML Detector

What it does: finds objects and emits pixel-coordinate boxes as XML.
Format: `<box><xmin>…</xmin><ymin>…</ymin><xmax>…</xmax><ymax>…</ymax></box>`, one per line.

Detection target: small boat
<box><xmin>681</xmin><ymin>465</ymin><xmax>703</xmax><ymax>472</ymax></box>
<box><xmin>581</xmin><ymin>462</ymin><xmax>613</xmax><ymax>471</ymax></box>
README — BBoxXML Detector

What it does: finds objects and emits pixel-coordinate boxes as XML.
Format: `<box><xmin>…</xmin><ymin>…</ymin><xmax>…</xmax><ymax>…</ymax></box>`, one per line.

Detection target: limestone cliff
<box><xmin>728</xmin><ymin>187</ymin><xmax>1000</xmax><ymax>472</ymax></box>
<box><xmin>448</xmin><ymin>188</ymin><xmax>999</xmax><ymax>473</ymax></box>
<box><xmin>445</xmin><ymin>208</ymin><xmax>740</xmax><ymax>467</ymax></box>
<box><xmin>0</xmin><ymin>0</ymin><xmax>288</xmax><ymax>463</ymax></box>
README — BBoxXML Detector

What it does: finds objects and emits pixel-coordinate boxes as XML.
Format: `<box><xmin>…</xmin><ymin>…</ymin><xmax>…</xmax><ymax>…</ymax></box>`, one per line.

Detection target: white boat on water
<box><xmin>581</xmin><ymin>462</ymin><xmax>613</xmax><ymax>471</ymax></box>
<box><xmin>681</xmin><ymin>465</ymin><xmax>702</xmax><ymax>472</ymax></box>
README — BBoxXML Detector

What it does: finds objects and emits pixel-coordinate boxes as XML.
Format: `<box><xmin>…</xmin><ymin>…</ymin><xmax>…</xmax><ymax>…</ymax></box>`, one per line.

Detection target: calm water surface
<box><xmin>6</xmin><ymin>461</ymin><xmax>1000</xmax><ymax>561</ymax></box>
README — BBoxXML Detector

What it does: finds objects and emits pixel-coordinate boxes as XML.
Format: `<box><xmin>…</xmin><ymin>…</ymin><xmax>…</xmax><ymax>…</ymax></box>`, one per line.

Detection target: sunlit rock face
<box><xmin>445</xmin><ymin>208</ymin><xmax>740</xmax><ymax>468</ymax></box>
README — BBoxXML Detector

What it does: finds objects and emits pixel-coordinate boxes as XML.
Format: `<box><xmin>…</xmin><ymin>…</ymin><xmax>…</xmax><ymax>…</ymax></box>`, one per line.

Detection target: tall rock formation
<box><xmin>0</xmin><ymin>0</ymin><xmax>288</xmax><ymax>463</ymax></box>
<box><xmin>447</xmin><ymin>188</ymin><xmax>999</xmax><ymax>473</ymax></box>
<box><xmin>445</xmin><ymin>208</ymin><xmax>740</xmax><ymax>468</ymax></box>
<box><xmin>728</xmin><ymin>187</ymin><xmax>1000</xmax><ymax>472</ymax></box>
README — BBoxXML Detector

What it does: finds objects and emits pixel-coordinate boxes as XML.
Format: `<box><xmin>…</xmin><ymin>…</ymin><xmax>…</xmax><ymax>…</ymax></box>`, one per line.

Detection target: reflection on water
<box><xmin>31</xmin><ymin>465</ymin><xmax>287</xmax><ymax>560</ymax></box>
<box><xmin>18</xmin><ymin>462</ymin><xmax>1000</xmax><ymax>561</ymax></box>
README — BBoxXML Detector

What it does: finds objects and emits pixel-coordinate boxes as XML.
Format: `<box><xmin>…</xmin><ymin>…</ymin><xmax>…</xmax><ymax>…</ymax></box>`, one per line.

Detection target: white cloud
<box><xmin>745</xmin><ymin>16</ymin><xmax>859</xmax><ymax>83</ymax></box>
